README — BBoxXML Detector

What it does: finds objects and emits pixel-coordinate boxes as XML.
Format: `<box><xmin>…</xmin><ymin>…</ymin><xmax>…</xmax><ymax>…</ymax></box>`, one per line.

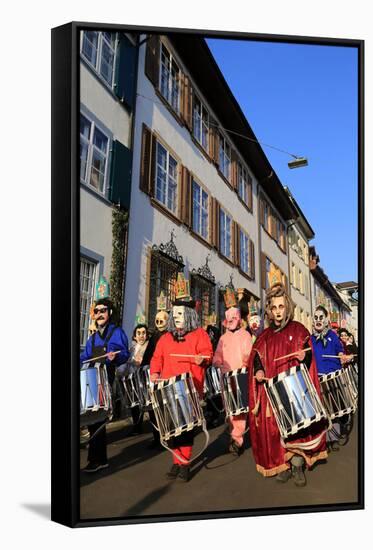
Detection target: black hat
<box><xmin>172</xmin><ymin>298</ymin><xmax>196</xmax><ymax>308</ymax></box>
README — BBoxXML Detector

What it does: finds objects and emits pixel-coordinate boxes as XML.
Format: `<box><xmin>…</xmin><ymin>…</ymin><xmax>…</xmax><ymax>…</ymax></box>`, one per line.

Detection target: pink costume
<box><xmin>213</xmin><ymin>308</ymin><xmax>253</xmax><ymax>448</ymax></box>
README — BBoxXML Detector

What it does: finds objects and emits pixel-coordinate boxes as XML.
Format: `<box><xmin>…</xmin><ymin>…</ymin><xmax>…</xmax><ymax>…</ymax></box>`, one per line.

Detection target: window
<box><xmin>191</xmin><ymin>275</ymin><xmax>215</xmax><ymax>328</ymax></box>
<box><xmin>263</xmin><ymin>201</ymin><xmax>270</xmax><ymax>233</ymax></box>
<box><xmin>299</xmin><ymin>269</ymin><xmax>304</xmax><ymax>294</ymax></box>
<box><xmin>277</xmin><ymin>220</ymin><xmax>286</xmax><ymax>250</ymax></box>
<box><xmin>155</xmin><ymin>141</ymin><xmax>178</xmax><ymax>213</ymax></box>
<box><xmin>80</xmin><ymin>113</ymin><xmax>110</xmax><ymax>194</ymax></box>
<box><xmin>80</xmin><ymin>257</ymin><xmax>97</xmax><ymax>347</ymax></box>
<box><xmin>239</xmin><ymin>229</ymin><xmax>250</xmax><ymax>274</ymax></box>
<box><xmin>81</xmin><ymin>31</ymin><xmax>117</xmax><ymax>87</ymax></box>
<box><xmin>265</xmin><ymin>257</ymin><xmax>271</xmax><ymax>289</ymax></box>
<box><xmin>192</xmin><ymin>96</ymin><xmax>209</xmax><ymax>150</ymax></box>
<box><xmin>219</xmin><ymin>209</ymin><xmax>232</xmax><ymax>259</ymax></box>
<box><xmin>192</xmin><ymin>180</ymin><xmax>209</xmax><ymax>240</ymax></box>
<box><xmin>148</xmin><ymin>251</ymin><xmax>180</xmax><ymax>327</ymax></box>
<box><xmin>160</xmin><ymin>44</ymin><xmax>180</xmax><ymax>112</ymax></box>
<box><xmin>238</xmin><ymin>163</ymin><xmax>249</xmax><ymax>204</ymax></box>
<box><xmin>218</xmin><ymin>134</ymin><xmax>231</xmax><ymax>181</ymax></box>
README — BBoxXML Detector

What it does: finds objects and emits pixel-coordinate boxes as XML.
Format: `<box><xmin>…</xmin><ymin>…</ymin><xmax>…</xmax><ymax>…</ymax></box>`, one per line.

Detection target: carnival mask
<box><xmin>224</xmin><ymin>307</ymin><xmax>241</xmax><ymax>331</ymax></box>
<box><xmin>155</xmin><ymin>311</ymin><xmax>169</xmax><ymax>332</ymax></box>
<box><xmin>135</xmin><ymin>327</ymin><xmax>147</xmax><ymax>345</ymax></box>
<box><xmin>248</xmin><ymin>314</ymin><xmax>261</xmax><ymax>333</ymax></box>
<box><xmin>313</xmin><ymin>309</ymin><xmax>328</xmax><ymax>333</ymax></box>
<box><xmin>270</xmin><ymin>296</ymin><xmax>286</xmax><ymax>326</ymax></box>
<box><xmin>172</xmin><ymin>306</ymin><xmax>186</xmax><ymax>329</ymax></box>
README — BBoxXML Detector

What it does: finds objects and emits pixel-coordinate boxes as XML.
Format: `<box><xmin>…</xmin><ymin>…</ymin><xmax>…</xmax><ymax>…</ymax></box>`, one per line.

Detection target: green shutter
<box><xmin>114</xmin><ymin>34</ymin><xmax>137</xmax><ymax>109</ymax></box>
<box><xmin>109</xmin><ymin>140</ymin><xmax>132</xmax><ymax>209</ymax></box>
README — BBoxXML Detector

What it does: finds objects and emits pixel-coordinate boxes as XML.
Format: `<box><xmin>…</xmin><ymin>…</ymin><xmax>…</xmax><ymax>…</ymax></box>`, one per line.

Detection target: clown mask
<box><xmin>134</xmin><ymin>326</ymin><xmax>147</xmax><ymax>345</ymax></box>
<box><xmin>172</xmin><ymin>306</ymin><xmax>186</xmax><ymax>330</ymax></box>
<box><xmin>313</xmin><ymin>308</ymin><xmax>329</xmax><ymax>333</ymax></box>
<box><xmin>224</xmin><ymin>307</ymin><xmax>241</xmax><ymax>331</ymax></box>
<box><xmin>248</xmin><ymin>314</ymin><xmax>261</xmax><ymax>334</ymax></box>
<box><xmin>155</xmin><ymin>310</ymin><xmax>169</xmax><ymax>332</ymax></box>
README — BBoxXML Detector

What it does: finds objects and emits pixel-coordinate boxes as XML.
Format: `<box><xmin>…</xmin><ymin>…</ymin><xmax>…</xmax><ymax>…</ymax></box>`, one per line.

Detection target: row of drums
<box><xmin>80</xmin><ymin>362</ymin><xmax>358</xmax><ymax>443</ymax></box>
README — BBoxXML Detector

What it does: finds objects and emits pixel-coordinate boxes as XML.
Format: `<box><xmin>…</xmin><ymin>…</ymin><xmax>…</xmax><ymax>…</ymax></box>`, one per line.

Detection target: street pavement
<box><xmin>80</xmin><ymin>414</ymin><xmax>359</xmax><ymax>520</ymax></box>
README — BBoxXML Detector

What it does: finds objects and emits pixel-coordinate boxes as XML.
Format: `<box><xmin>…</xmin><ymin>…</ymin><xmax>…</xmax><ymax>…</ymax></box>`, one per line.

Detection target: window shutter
<box><xmin>209</xmin><ymin>118</ymin><xmax>219</xmax><ymax>164</ymax></box>
<box><xmin>210</xmin><ymin>197</ymin><xmax>220</xmax><ymax>249</ymax></box>
<box><xmin>261</xmin><ymin>252</ymin><xmax>267</xmax><ymax>289</ymax></box>
<box><xmin>232</xmin><ymin>222</ymin><xmax>239</xmax><ymax>265</ymax></box>
<box><xmin>270</xmin><ymin>209</ymin><xmax>278</xmax><ymax>240</ymax></box>
<box><xmin>109</xmin><ymin>140</ymin><xmax>133</xmax><ymax>209</ymax></box>
<box><xmin>114</xmin><ymin>34</ymin><xmax>137</xmax><ymax>109</ymax></box>
<box><xmin>139</xmin><ymin>124</ymin><xmax>155</xmax><ymax>196</ymax></box>
<box><xmin>181</xmin><ymin>74</ymin><xmax>193</xmax><ymax>130</ymax></box>
<box><xmin>250</xmin><ymin>239</ymin><xmax>255</xmax><ymax>280</ymax></box>
<box><xmin>180</xmin><ymin>166</ymin><xmax>192</xmax><ymax>227</ymax></box>
<box><xmin>284</xmin><ymin>273</ymin><xmax>289</xmax><ymax>292</ymax></box>
<box><xmin>247</xmin><ymin>175</ymin><xmax>253</xmax><ymax>211</ymax></box>
<box><xmin>145</xmin><ymin>35</ymin><xmax>160</xmax><ymax>87</ymax></box>
<box><xmin>231</xmin><ymin>151</ymin><xmax>238</xmax><ymax>190</ymax></box>
<box><xmin>259</xmin><ymin>197</ymin><xmax>265</xmax><ymax>226</ymax></box>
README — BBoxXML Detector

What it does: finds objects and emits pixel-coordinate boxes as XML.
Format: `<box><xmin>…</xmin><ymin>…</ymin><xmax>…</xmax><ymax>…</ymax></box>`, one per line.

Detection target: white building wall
<box><xmin>289</xmin><ymin>226</ymin><xmax>312</xmax><ymax>324</ymax></box>
<box><xmin>123</xmin><ymin>36</ymin><xmax>260</xmax><ymax>336</ymax></box>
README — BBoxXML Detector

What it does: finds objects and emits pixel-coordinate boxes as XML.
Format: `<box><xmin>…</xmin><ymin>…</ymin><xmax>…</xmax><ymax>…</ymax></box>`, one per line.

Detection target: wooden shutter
<box><xmin>283</xmin><ymin>273</ymin><xmax>289</xmax><ymax>292</ymax></box>
<box><xmin>232</xmin><ymin>222</ymin><xmax>240</xmax><ymax>265</ymax></box>
<box><xmin>210</xmin><ymin>197</ymin><xmax>220</xmax><ymax>249</ymax></box>
<box><xmin>261</xmin><ymin>252</ymin><xmax>267</xmax><ymax>289</ymax></box>
<box><xmin>145</xmin><ymin>35</ymin><xmax>160</xmax><ymax>87</ymax></box>
<box><xmin>180</xmin><ymin>166</ymin><xmax>192</xmax><ymax>227</ymax></box>
<box><xmin>209</xmin><ymin>118</ymin><xmax>219</xmax><ymax>164</ymax></box>
<box><xmin>114</xmin><ymin>34</ymin><xmax>137</xmax><ymax>109</ymax></box>
<box><xmin>249</xmin><ymin>239</ymin><xmax>255</xmax><ymax>280</ymax></box>
<box><xmin>247</xmin><ymin>175</ymin><xmax>253</xmax><ymax>211</ymax></box>
<box><xmin>269</xmin><ymin>208</ymin><xmax>277</xmax><ymax>240</ymax></box>
<box><xmin>231</xmin><ymin>150</ymin><xmax>238</xmax><ymax>190</ymax></box>
<box><xmin>181</xmin><ymin>74</ymin><xmax>193</xmax><ymax>130</ymax></box>
<box><xmin>259</xmin><ymin>197</ymin><xmax>265</xmax><ymax>226</ymax></box>
<box><xmin>109</xmin><ymin>140</ymin><xmax>132</xmax><ymax>209</ymax></box>
<box><xmin>139</xmin><ymin>124</ymin><xmax>155</xmax><ymax>196</ymax></box>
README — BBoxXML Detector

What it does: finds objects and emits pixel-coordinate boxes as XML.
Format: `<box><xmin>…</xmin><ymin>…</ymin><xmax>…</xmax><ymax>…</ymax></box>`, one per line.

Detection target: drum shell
<box><xmin>80</xmin><ymin>365</ymin><xmax>112</xmax><ymax>426</ymax></box>
<box><xmin>319</xmin><ymin>368</ymin><xmax>356</xmax><ymax>420</ymax></box>
<box><xmin>204</xmin><ymin>365</ymin><xmax>222</xmax><ymax>398</ymax></box>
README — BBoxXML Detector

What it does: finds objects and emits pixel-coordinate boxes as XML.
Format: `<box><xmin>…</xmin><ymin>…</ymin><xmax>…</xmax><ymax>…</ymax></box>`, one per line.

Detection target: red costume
<box><xmin>248</xmin><ymin>320</ymin><xmax>327</xmax><ymax>477</ymax></box>
<box><xmin>150</xmin><ymin>328</ymin><xmax>213</xmax><ymax>464</ymax></box>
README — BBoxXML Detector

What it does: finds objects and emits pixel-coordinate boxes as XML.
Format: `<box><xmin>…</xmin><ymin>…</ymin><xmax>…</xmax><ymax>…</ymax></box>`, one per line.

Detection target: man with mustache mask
<box><xmin>80</xmin><ymin>297</ymin><xmax>129</xmax><ymax>473</ymax></box>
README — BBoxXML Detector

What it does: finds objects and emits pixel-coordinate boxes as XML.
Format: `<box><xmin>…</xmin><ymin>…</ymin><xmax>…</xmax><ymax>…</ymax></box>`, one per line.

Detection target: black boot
<box><xmin>292</xmin><ymin>465</ymin><xmax>306</xmax><ymax>487</ymax></box>
<box><xmin>276</xmin><ymin>469</ymin><xmax>292</xmax><ymax>483</ymax></box>
<box><xmin>178</xmin><ymin>465</ymin><xmax>190</xmax><ymax>482</ymax></box>
<box><xmin>166</xmin><ymin>464</ymin><xmax>180</xmax><ymax>479</ymax></box>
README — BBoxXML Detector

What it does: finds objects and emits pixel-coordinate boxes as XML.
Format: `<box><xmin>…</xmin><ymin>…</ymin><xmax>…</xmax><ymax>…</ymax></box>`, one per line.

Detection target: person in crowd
<box><xmin>80</xmin><ymin>298</ymin><xmax>129</xmax><ymax>473</ymax></box>
<box><xmin>247</xmin><ymin>283</ymin><xmax>327</xmax><ymax>487</ymax></box>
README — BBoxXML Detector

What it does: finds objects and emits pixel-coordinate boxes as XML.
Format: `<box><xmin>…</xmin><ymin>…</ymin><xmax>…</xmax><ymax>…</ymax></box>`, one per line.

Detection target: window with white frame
<box><xmin>192</xmin><ymin>95</ymin><xmax>209</xmax><ymax>150</ymax></box>
<box><xmin>155</xmin><ymin>141</ymin><xmax>178</xmax><ymax>213</ymax></box>
<box><xmin>160</xmin><ymin>44</ymin><xmax>180</xmax><ymax>112</ymax></box>
<box><xmin>80</xmin><ymin>113</ymin><xmax>110</xmax><ymax>194</ymax></box>
<box><xmin>299</xmin><ymin>269</ymin><xmax>304</xmax><ymax>294</ymax></box>
<box><xmin>238</xmin><ymin>163</ymin><xmax>249</xmax><ymax>204</ymax></box>
<box><xmin>81</xmin><ymin>31</ymin><xmax>117</xmax><ymax>87</ymax></box>
<box><xmin>239</xmin><ymin>229</ymin><xmax>250</xmax><ymax>274</ymax></box>
<box><xmin>80</xmin><ymin>257</ymin><xmax>97</xmax><ymax>347</ymax></box>
<box><xmin>219</xmin><ymin>209</ymin><xmax>232</xmax><ymax>259</ymax></box>
<box><xmin>192</xmin><ymin>180</ymin><xmax>209</xmax><ymax>240</ymax></box>
<box><xmin>218</xmin><ymin>134</ymin><xmax>231</xmax><ymax>181</ymax></box>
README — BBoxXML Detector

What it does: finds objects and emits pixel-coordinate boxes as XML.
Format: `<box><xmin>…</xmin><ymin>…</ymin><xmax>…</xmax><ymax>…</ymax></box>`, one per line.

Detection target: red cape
<box><xmin>248</xmin><ymin>320</ymin><xmax>327</xmax><ymax>477</ymax></box>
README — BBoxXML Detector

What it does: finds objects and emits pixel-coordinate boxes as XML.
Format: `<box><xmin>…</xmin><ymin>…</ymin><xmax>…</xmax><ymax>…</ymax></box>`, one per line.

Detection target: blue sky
<box><xmin>207</xmin><ymin>38</ymin><xmax>358</xmax><ymax>283</ymax></box>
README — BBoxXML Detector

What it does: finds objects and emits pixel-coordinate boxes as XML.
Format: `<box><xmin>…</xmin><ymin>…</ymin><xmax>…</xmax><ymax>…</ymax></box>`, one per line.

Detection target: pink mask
<box><xmin>224</xmin><ymin>308</ymin><xmax>241</xmax><ymax>331</ymax></box>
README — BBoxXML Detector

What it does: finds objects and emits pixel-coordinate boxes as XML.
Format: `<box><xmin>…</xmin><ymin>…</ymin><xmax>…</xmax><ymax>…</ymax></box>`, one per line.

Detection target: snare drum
<box><xmin>344</xmin><ymin>363</ymin><xmax>358</xmax><ymax>407</ymax></box>
<box><xmin>204</xmin><ymin>365</ymin><xmax>222</xmax><ymax>398</ymax></box>
<box><xmin>120</xmin><ymin>371</ymin><xmax>141</xmax><ymax>408</ymax></box>
<box><xmin>80</xmin><ymin>363</ymin><xmax>112</xmax><ymax>426</ymax></box>
<box><xmin>265</xmin><ymin>364</ymin><xmax>327</xmax><ymax>439</ymax></box>
<box><xmin>150</xmin><ymin>372</ymin><xmax>204</xmax><ymax>441</ymax></box>
<box><xmin>319</xmin><ymin>368</ymin><xmax>356</xmax><ymax>420</ymax></box>
<box><xmin>221</xmin><ymin>367</ymin><xmax>249</xmax><ymax>417</ymax></box>
<box><xmin>137</xmin><ymin>364</ymin><xmax>152</xmax><ymax>408</ymax></box>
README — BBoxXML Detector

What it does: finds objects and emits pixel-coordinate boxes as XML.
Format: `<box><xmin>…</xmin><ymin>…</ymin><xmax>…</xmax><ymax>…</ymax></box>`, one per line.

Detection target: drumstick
<box><xmin>81</xmin><ymin>350</ymin><xmax>121</xmax><ymax>364</ymax></box>
<box><xmin>273</xmin><ymin>347</ymin><xmax>312</xmax><ymax>362</ymax></box>
<box><xmin>169</xmin><ymin>353</ymin><xmax>211</xmax><ymax>358</ymax></box>
<box><xmin>322</xmin><ymin>354</ymin><xmax>357</xmax><ymax>358</ymax></box>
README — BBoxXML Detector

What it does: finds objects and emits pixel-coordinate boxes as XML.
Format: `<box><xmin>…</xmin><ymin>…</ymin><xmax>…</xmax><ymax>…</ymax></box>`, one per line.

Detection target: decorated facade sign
<box><xmin>95</xmin><ymin>275</ymin><xmax>110</xmax><ymax>301</ymax></box>
<box><xmin>174</xmin><ymin>272</ymin><xmax>191</xmax><ymax>301</ymax></box>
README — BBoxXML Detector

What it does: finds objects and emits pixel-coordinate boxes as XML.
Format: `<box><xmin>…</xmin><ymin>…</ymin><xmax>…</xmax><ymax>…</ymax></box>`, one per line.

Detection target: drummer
<box><xmin>311</xmin><ymin>306</ymin><xmax>350</xmax><ymax>451</ymax></box>
<box><xmin>150</xmin><ymin>293</ymin><xmax>213</xmax><ymax>483</ymax></box>
<box><xmin>213</xmin><ymin>306</ymin><xmax>252</xmax><ymax>456</ymax></box>
<box><xmin>80</xmin><ymin>297</ymin><xmax>129</xmax><ymax>473</ymax></box>
<box><xmin>247</xmin><ymin>281</ymin><xmax>327</xmax><ymax>487</ymax></box>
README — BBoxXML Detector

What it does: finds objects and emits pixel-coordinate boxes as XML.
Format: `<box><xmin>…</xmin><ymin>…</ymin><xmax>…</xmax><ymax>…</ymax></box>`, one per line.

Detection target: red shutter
<box><xmin>181</xmin><ymin>166</ymin><xmax>192</xmax><ymax>227</ymax></box>
<box><xmin>145</xmin><ymin>35</ymin><xmax>160</xmax><ymax>87</ymax></box>
<box><xmin>232</xmin><ymin>222</ymin><xmax>240</xmax><ymax>265</ymax></box>
<box><xmin>181</xmin><ymin>75</ymin><xmax>193</xmax><ymax>130</ymax></box>
<box><xmin>231</xmin><ymin>150</ymin><xmax>238</xmax><ymax>190</ymax></box>
<box><xmin>210</xmin><ymin>198</ymin><xmax>220</xmax><ymax>249</ymax></box>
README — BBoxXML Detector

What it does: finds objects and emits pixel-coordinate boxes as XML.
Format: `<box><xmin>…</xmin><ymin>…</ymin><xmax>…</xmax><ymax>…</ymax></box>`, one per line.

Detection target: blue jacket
<box><xmin>311</xmin><ymin>330</ymin><xmax>344</xmax><ymax>375</ymax></box>
<box><xmin>80</xmin><ymin>323</ymin><xmax>129</xmax><ymax>367</ymax></box>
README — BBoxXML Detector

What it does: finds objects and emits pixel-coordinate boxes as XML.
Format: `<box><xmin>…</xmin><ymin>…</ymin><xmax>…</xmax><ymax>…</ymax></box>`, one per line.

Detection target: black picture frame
<box><xmin>51</xmin><ymin>21</ymin><xmax>364</xmax><ymax>528</ymax></box>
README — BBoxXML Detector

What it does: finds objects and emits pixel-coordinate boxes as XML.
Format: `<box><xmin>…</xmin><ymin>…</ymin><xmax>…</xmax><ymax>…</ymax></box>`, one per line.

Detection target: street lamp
<box><xmin>288</xmin><ymin>156</ymin><xmax>308</xmax><ymax>169</ymax></box>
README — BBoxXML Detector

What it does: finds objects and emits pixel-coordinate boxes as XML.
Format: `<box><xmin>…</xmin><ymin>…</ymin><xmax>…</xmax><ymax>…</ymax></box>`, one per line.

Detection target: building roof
<box><xmin>335</xmin><ymin>281</ymin><xmax>358</xmax><ymax>290</ymax></box>
<box><xmin>312</xmin><ymin>265</ymin><xmax>351</xmax><ymax>312</ymax></box>
<box><xmin>169</xmin><ymin>34</ymin><xmax>298</xmax><ymax>222</ymax></box>
<box><xmin>284</xmin><ymin>187</ymin><xmax>315</xmax><ymax>240</ymax></box>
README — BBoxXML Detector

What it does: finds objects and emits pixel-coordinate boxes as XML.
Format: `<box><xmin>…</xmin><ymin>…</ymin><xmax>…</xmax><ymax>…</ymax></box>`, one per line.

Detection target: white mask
<box><xmin>172</xmin><ymin>306</ymin><xmax>186</xmax><ymax>329</ymax></box>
